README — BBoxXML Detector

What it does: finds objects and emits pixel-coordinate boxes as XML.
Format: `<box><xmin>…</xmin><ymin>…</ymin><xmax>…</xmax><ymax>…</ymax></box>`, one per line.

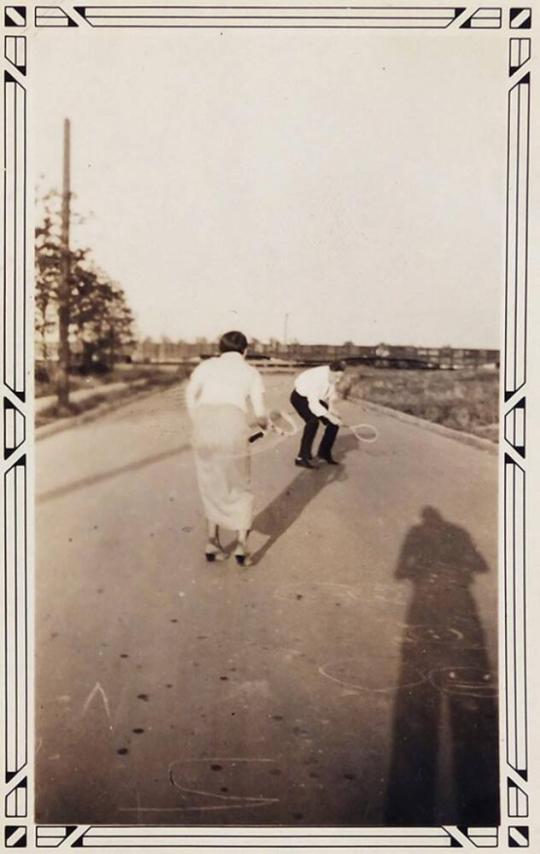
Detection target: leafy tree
<box><xmin>35</xmin><ymin>191</ymin><xmax>86</xmax><ymax>361</ymax></box>
<box><xmin>34</xmin><ymin>191</ymin><xmax>136</xmax><ymax>373</ymax></box>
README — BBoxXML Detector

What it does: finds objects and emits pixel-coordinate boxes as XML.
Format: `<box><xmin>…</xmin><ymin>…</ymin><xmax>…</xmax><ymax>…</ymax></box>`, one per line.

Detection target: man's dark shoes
<box><xmin>295</xmin><ymin>456</ymin><xmax>315</xmax><ymax>469</ymax></box>
<box><xmin>317</xmin><ymin>454</ymin><xmax>340</xmax><ymax>465</ymax></box>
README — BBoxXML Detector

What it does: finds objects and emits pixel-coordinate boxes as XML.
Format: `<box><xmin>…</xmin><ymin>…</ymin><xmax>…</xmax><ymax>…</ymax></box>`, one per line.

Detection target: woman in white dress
<box><xmin>186</xmin><ymin>331</ymin><xmax>268</xmax><ymax>566</ymax></box>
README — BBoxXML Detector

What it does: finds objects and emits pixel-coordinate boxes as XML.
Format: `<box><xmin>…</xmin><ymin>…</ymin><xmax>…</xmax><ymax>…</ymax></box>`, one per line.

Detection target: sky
<box><xmin>33</xmin><ymin>27</ymin><xmax>507</xmax><ymax>347</ymax></box>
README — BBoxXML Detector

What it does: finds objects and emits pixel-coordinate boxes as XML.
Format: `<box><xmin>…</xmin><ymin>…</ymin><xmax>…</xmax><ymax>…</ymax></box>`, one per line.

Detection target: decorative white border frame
<box><xmin>1</xmin><ymin>3</ymin><xmax>533</xmax><ymax>850</ymax></box>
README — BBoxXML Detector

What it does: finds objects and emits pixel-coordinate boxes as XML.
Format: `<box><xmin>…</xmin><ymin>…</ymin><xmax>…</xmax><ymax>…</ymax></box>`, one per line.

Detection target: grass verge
<box><xmin>36</xmin><ymin>367</ymin><xmax>188</xmax><ymax>428</ymax></box>
<box><xmin>342</xmin><ymin>366</ymin><xmax>499</xmax><ymax>443</ymax></box>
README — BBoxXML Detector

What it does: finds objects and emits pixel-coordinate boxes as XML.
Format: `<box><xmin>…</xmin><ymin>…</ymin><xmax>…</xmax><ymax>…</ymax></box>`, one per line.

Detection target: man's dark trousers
<box><xmin>290</xmin><ymin>389</ymin><xmax>339</xmax><ymax>460</ymax></box>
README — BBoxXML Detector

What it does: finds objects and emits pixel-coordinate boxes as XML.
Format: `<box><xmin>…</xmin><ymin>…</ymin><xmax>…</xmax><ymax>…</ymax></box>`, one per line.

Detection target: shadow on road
<box><xmin>37</xmin><ymin>444</ymin><xmax>190</xmax><ymax>503</ymax></box>
<box><xmin>251</xmin><ymin>433</ymin><xmax>358</xmax><ymax>563</ymax></box>
<box><xmin>384</xmin><ymin>506</ymin><xmax>499</xmax><ymax>826</ymax></box>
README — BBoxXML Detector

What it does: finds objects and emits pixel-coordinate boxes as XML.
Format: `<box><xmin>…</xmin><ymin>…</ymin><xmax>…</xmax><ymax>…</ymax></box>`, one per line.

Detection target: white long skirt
<box><xmin>191</xmin><ymin>404</ymin><xmax>254</xmax><ymax>532</ymax></box>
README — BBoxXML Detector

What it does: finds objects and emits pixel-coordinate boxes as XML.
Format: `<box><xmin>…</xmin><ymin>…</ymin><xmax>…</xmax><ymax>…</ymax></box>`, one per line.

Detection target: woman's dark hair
<box><xmin>219</xmin><ymin>330</ymin><xmax>248</xmax><ymax>354</ymax></box>
<box><xmin>329</xmin><ymin>360</ymin><xmax>347</xmax><ymax>372</ymax></box>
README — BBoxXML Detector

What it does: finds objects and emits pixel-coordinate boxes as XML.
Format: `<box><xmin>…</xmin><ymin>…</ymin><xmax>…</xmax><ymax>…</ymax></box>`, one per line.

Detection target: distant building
<box><xmin>128</xmin><ymin>339</ymin><xmax>500</xmax><ymax>369</ymax></box>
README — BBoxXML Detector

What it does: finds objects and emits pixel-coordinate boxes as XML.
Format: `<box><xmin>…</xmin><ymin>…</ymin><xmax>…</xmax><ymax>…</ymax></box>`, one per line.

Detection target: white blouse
<box><xmin>186</xmin><ymin>352</ymin><xmax>266</xmax><ymax>419</ymax></box>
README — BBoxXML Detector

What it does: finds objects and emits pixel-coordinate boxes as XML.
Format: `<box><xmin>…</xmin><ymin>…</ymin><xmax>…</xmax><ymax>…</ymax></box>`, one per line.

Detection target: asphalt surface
<box><xmin>35</xmin><ymin>381</ymin><xmax>133</xmax><ymax>414</ymax></box>
<box><xmin>35</xmin><ymin>374</ymin><xmax>499</xmax><ymax>827</ymax></box>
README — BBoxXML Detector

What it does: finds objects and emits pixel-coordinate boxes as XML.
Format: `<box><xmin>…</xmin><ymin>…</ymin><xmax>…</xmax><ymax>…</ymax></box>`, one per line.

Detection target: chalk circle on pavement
<box><xmin>401</xmin><ymin>624</ymin><xmax>480</xmax><ymax>649</ymax></box>
<box><xmin>319</xmin><ymin>658</ymin><xmax>426</xmax><ymax>693</ymax></box>
<box><xmin>428</xmin><ymin>666</ymin><xmax>497</xmax><ymax>699</ymax></box>
<box><xmin>168</xmin><ymin>757</ymin><xmax>280</xmax><ymax>809</ymax></box>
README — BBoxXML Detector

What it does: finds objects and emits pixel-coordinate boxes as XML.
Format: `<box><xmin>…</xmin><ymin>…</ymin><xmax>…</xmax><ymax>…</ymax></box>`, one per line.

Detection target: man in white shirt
<box><xmin>290</xmin><ymin>360</ymin><xmax>346</xmax><ymax>468</ymax></box>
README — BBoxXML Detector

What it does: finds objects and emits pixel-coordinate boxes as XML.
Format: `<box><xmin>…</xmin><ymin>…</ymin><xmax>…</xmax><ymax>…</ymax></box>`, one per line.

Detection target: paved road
<box><xmin>36</xmin><ymin>382</ymin><xmax>136</xmax><ymax>414</ymax></box>
<box><xmin>36</xmin><ymin>374</ymin><xmax>499</xmax><ymax>827</ymax></box>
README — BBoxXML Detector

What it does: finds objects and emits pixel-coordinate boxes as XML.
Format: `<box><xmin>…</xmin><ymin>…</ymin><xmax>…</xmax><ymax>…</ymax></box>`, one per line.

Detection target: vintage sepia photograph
<box><xmin>2</xmin><ymin>3</ymin><xmax>537</xmax><ymax>850</ymax></box>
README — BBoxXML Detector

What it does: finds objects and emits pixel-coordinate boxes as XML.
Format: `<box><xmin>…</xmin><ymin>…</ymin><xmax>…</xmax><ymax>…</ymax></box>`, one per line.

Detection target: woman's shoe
<box><xmin>205</xmin><ymin>540</ymin><xmax>227</xmax><ymax>562</ymax></box>
<box><xmin>234</xmin><ymin>544</ymin><xmax>253</xmax><ymax>567</ymax></box>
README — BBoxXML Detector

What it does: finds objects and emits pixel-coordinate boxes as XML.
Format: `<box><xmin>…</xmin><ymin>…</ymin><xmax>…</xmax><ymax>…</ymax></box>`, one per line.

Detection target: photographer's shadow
<box><xmin>385</xmin><ymin>506</ymin><xmax>499</xmax><ymax>826</ymax></box>
<box><xmin>251</xmin><ymin>433</ymin><xmax>358</xmax><ymax>563</ymax></box>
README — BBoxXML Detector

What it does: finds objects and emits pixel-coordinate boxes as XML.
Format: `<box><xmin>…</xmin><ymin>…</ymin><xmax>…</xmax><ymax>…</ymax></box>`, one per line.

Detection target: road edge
<box><xmin>35</xmin><ymin>379</ymin><xmax>499</xmax><ymax>456</ymax></box>
<box><xmin>35</xmin><ymin>382</ymin><xmax>186</xmax><ymax>442</ymax></box>
<box><xmin>351</xmin><ymin>397</ymin><xmax>499</xmax><ymax>455</ymax></box>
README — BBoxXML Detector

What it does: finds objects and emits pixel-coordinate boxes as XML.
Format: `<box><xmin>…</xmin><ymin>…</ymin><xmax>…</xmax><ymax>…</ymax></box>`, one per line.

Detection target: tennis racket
<box><xmin>320</xmin><ymin>412</ymin><xmax>379</xmax><ymax>444</ymax></box>
<box><xmin>249</xmin><ymin>410</ymin><xmax>298</xmax><ymax>443</ymax></box>
<box><xmin>343</xmin><ymin>422</ymin><xmax>379</xmax><ymax>443</ymax></box>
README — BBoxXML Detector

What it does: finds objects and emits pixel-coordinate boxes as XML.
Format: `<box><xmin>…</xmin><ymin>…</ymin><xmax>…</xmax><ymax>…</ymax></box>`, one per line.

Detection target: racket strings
<box><xmin>268</xmin><ymin>410</ymin><xmax>298</xmax><ymax>437</ymax></box>
<box><xmin>346</xmin><ymin>423</ymin><xmax>379</xmax><ymax>443</ymax></box>
<box><xmin>251</xmin><ymin>411</ymin><xmax>378</xmax><ymax>445</ymax></box>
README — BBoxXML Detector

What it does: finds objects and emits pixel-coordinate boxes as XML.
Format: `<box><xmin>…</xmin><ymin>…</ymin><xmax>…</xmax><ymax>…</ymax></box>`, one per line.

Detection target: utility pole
<box><xmin>283</xmin><ymin>313</ymin><xmax>289</xmax><ymax>348</ymax></box>
<box><xmin>57</xmin><ymin>118</ymin><xmax>71</xmax><ymax>410</ymax></box>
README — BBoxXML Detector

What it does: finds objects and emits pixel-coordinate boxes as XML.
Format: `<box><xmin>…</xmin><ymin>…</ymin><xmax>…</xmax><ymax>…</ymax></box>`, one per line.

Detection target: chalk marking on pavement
<box><xmin>372</xmin><ymin>583</ymin><xmax>408</xmax><ymax>607</ymax></box>
<box><xmin>374</xmin><ymin>595</ymin><xmax>407</xmax><ymax>606</ymax></box>
<box><xmin>82</xmin><ymin>682</ymin><xmax>111</xmax><ymax>719</ymax></box>
<box><xmin>428</xmin><ymin>666</ymin><xmax>497</xmax><ymax>699</ymax></box>
<box><xmin>318</xmin><ymin>659</ymin><xmax>427</xmax><ymax>693</ymax></box>
<box><xmin>449</xmin><ymin>628</ymin><xmax>465</xmax><ymax>641</ymax></box>
<box><xmin>171</xmin><ymin>756</ymin><xmax>275</xmax><ymax>763</ymax></box>
<box><xmin>119</xmin><ymin>803</ymin><xmax>277</xmax><ymax>813</ymax></box>
<box><xmin>166</xmin><ymin>783</ymin><xmax>278</xmax><ymax>805</ymax></box>
<box><xmin>168</xmin><ymin>758</ymin><xmax>280</xmax><ymax>809</ymax></box>
<box><xmin>401</xmin><ymin>625</ymin><xmax>464</xmax><ymax>643</ymax></box>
